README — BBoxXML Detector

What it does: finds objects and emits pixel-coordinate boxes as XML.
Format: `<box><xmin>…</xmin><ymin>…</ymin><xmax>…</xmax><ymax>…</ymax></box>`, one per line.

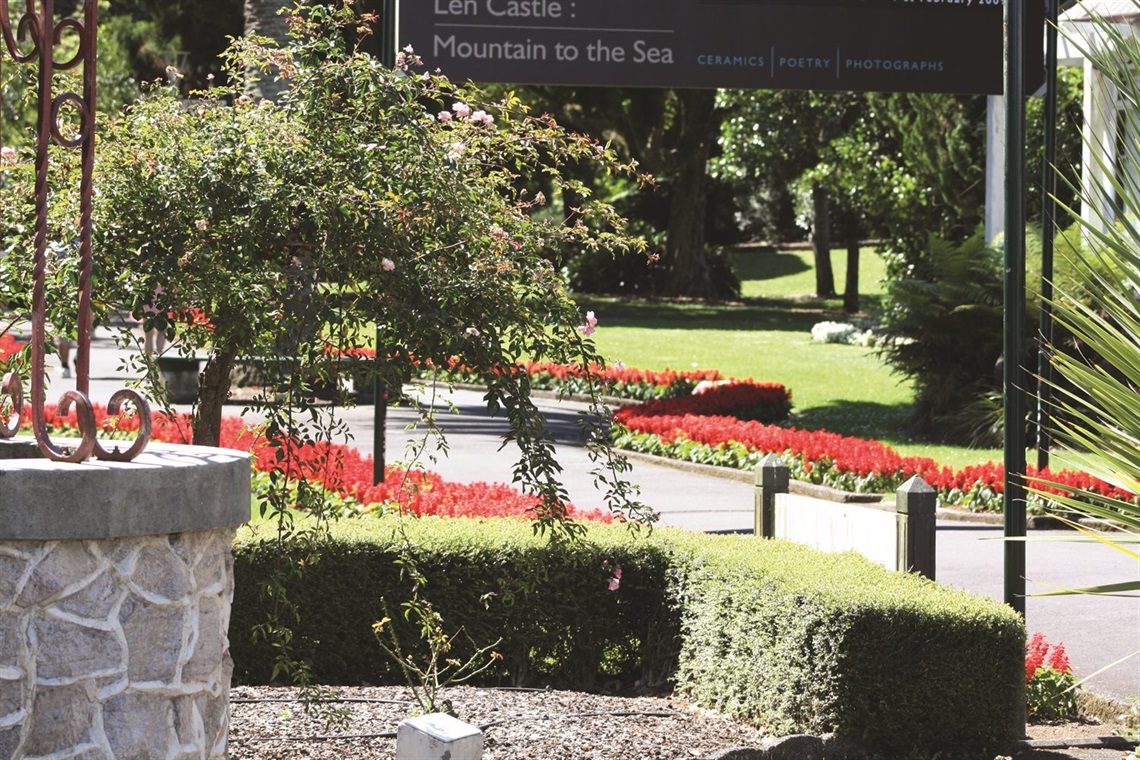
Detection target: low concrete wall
<box><xmin>755</xmin><ymin>454</ymin><xmax>937</xmax><ymax>579</ymax></box>
<box><xmin>775</xmin><ymin>493</ymin><xmax>899</xmax><ymax>569</ymax></box>
<box><xmin>0</xmin><ymin>439</ymin><xmax>250</xmax><ymax>759</ymax></box>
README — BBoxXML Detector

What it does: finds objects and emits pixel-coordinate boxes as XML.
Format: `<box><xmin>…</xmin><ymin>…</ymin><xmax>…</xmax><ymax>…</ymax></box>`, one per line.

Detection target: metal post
<box><xmin>382</xmin><ymin>0</ymin><xmax>397</xmax><ymax>66</ymax></box>
<box><xmin>754</xmin><ymin>453</ymin><xmax>788</xmax><ymax>538</ymax></box>
<box><xmin>896</xmin><ymin>476</ymin><xmax>937</xmax><ymax>580</ymax></box>
<box><xmin>1037</xmin><ymin>0</ymin><xmax>1059</xmax><ymax>472</ymax></box>
<box><xmin>1004</xmin><ymin>0</ymin><xmax>1028</xmax><ymax>617</ymax></box>
<box><xmin>373</xmin><ymin>325</ymin><xmax>385</xmax><ymax>485</ymax></box>
<box><xmin>372</xmin><ymin>2</ymin><xmax>397</xmax><ymax>485</ymax></box>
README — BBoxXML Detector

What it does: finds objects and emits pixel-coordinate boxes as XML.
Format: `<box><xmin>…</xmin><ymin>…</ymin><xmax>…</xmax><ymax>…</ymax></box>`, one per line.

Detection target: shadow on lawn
<box><xmin>794</xmin><ymin>399</ymin><xmax>911</xmax><ymax>443</ymax></box>
<box><xmin>577</xmin><ymin>297</ymin><xmax>838</xmax><ymax>334</ymax></box>
<box><xmin>731</xmin><ymin>248</ymin><xmax>812</xmax><ymax>282</ymax></box>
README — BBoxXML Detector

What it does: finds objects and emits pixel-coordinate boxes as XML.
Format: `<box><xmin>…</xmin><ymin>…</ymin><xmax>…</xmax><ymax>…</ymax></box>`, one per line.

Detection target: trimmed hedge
<box><xmin>231</xmin><ymin>518</ymin><xmax>679</xmax><ymax>690</ymax></box>
<box><xmin>667</xmin><ymin>532</ymin><xmax>1025</xmax><ymax>758</ymax></box>
<box><xmin>230</xmin><ymin>517</ymin><xmax>1025</xmax><ymax>758</ymax></box>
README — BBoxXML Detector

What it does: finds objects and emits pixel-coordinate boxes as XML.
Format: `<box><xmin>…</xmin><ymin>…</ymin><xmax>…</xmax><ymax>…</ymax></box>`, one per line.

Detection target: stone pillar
<box><xmin>0</xmin><ymin>439</ymin><xmax>250</xmax><ymax>759</ymax></box>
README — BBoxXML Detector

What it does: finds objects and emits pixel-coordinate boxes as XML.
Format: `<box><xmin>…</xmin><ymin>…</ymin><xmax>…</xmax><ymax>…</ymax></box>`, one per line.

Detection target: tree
<box><xmin>660</xmin><ymin>88</ymin><xmax>718</xmax><ymax>297</ymax></box>
<box><xmin>714</xmin><ymin>90</ymin><xmax>866</xmax><ymax>297</ymax></box>
<box><xmin>242</xmin><ymin>0</ymin><xmax>291</xmax><ymax>99</ymax></box>
<box><xmin>866</xmin><ymin>92</ymin><xmax>988</xmax><ymax>273</ymax></box>
<box><xmin>1</xmin><ymin>1</ymin><xmax>654</xmax><ymax>532</ymax></box>
<box><xmin>107</xmin><ymin>0</ymin><xmax>243</xmax><ymax>89</ymax></box>
<box><xmin>512</xmin><ymin>85</ymin><xmax>733</xmax><ymax>300</ymax></box>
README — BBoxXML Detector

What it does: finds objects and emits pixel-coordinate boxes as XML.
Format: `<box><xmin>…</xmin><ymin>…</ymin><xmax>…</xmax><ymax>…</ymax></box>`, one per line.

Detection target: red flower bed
<box><xmin>614</xmin><ymin>393</ymin><xmax>1133</xmax><ymax>511</ymax></box>
<box><xmin>333</xmin><ymin>352</ymin><xmax>727</xmax><ymax>401</ymax></box>
<box><xmin>520</xmin><ymin>360</ymin><xmax>723</xmax><ymax>394</ymax></box>
<box><xmin>623</xmin><ymin>380</ymin><xmax>791</xmax><ymax>423</ymax></box>
<box><xmin>29</xmin><ymin>403</ymin><xmax>608</xmax><ymax>522</ymax></box>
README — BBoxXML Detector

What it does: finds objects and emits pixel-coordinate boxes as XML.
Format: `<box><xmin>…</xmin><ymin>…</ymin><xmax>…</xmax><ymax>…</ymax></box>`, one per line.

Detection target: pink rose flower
<box><xmin>607</xmin><ymin>567</ymin><xmax>622</xmax><ymax>591</ymax></box>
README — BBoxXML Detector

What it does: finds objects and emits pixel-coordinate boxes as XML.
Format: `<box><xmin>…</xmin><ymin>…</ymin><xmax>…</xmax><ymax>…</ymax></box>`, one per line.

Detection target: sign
<box><xmin>396</xmin><ymin>0</ymin><xmax>1043</xmax><ymax>95</ymax></box>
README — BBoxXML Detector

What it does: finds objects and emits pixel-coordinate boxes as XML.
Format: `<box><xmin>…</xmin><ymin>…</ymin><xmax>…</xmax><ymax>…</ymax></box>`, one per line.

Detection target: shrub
<box><xmin>669</xmin><ymin>531</ymin><xmax>1026</xmax><ymax>757</ymax></box>
<box><xmin>876</xmin><ymin>230</ymin><xmax>1038</xmax><ymax>446</ymax></box>
<box><xmin>231</xmin><ymin>517</ymin><xmax>1026</xmax><ymax>757</ymax></box>
<box><xmin>231</xmin><ymin>517</ymin><xmax>680</xmax><ymax>689</ymax></box>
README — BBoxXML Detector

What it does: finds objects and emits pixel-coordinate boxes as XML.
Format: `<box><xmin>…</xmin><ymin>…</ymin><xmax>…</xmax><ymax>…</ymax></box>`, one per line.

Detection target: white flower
<box><xmin>381</xmin><ymin>258</ymin><xmax>395</xmax><ymax>271</ymax></box>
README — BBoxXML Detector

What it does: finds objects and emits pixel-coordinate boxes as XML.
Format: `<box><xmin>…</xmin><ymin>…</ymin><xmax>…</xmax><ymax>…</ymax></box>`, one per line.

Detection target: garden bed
<box><xmin>227</xmin><ymin>685</ymin><xmax>1136</xmax><ymax>760</ymax></box>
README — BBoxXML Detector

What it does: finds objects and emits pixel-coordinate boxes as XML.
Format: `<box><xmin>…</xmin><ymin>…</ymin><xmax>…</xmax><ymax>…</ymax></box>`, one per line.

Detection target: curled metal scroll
<box><xmin>0</xmin><ymin>0</ymin><xmax>151</xmax><ymax>462</ymax></box>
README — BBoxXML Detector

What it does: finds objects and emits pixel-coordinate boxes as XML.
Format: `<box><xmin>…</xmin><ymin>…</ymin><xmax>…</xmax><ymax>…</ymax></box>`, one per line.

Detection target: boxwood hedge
<box><xmin>230</xmin><ymin>516</ymin><xmax>1024</xmax><ymax>758</ymax></box>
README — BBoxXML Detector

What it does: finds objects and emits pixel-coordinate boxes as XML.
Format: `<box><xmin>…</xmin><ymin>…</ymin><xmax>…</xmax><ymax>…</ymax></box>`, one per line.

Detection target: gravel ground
<box><xmin>228</xmin><ymin>685</ymin><xmax>1136</xmax><ymax>760</ymax></box>
<box><xmin>228</xmin><ymin>685</ymin><xmax>766</xmax><ymax>759</ymax></box>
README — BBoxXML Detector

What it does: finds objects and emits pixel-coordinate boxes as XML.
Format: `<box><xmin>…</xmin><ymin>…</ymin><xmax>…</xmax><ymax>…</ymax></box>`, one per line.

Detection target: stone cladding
<box><xmin>0</xmin><ymin>529</ymin><xmax>236</xmax><ymax>759</ymax></box>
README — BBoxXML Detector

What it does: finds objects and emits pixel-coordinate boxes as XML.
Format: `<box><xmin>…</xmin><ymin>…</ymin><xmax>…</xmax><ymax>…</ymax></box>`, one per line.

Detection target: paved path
<box><xmin>61</xmin><ymin>327</ymin><xmax>1140</xmax><ymax>704</ymax></box>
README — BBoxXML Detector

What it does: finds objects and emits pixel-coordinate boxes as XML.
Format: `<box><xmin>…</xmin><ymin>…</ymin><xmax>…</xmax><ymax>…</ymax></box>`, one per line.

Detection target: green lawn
<box><xmin>577</xmin><ymin>246</ymin><xmax>1005</xmax><ymax>471</ymax></box>
<box><xmin>731</xmin><ymin>244</ymin><xmax>889</xmax><ymax>307</ymax></box>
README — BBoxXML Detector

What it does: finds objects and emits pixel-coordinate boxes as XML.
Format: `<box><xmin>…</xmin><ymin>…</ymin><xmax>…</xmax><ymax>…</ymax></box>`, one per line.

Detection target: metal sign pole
<box><xmin>1037</xmin><ymin>0</ymin><xmax>1060</xmax><ymax>472</ymax></box>
<box><xmin>1004</xmin><ymin>0</ymin><xmax>1028</xmax><ymax>617</ymax></box>
<box><xmin>373</xmin><ymin>0</ymin><xmax>396</xmax><ymax>486</ymax></box>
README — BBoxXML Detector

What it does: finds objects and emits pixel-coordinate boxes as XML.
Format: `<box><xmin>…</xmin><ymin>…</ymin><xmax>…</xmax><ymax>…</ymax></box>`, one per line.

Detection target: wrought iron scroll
<box><xmin>0</xmin><ymin>0</ymin><xmax>151</xmax><ymax>461</ymax></box>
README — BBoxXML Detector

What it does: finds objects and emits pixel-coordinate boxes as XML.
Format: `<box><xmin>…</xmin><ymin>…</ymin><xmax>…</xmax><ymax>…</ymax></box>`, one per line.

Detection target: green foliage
<box><xmin>1026</xmin><ymin>2</ymin><xmax>1140</xmax><ymax>600</ymax></box>
<box><xmin>372</xmin><ymin>549</ymin><xmax>505</xmax><ymax>714</ymax></box>
<box><xmin>712</xmin><ymin>90</ymin><xmax>867</xmax><ymax>244</ymax></box>
<box><xmin>669</xmin><ymin>531</ymin><xmax>1025</xmax><ymax>758</ymax></box>
<box><xmin>1027</xmin><ymin>667</ymin><xmax>1080</xmax><ymax>722</ymax></box>
<box><xmin>868</xmin><ymin>93</ymin><xmax>988</xmax><ymax>267</ymax></box>
<box><xmin>508</xmin><ymin>85</ymin><xmax>744</xmax><ymax>299</ymax></box>
<box><xmin>1026</xmin><ymin>65</ymin><xmax>1085</xmax><ymax>230</ymax></box>
<box><xmin>877</xmin><ymin>230</ymin><xmax>1039</xmax><ymax>445</ymax></box>
<box><xmin>0</xmin><ymin>1</ymin><xmax>142</xmax><ymax>149</ymax></box>
<box><xmin>6</xmin><ymin>2</ymin><xmax>651</xmax><ymax>531</ymax></box>
<box><xmin>231</xmin><ymin>517</ymin><xmax>681</xmax><ymax>689</ymax></box>
<box><xmin>6</xmin><ymin>0</ymin><xmax>658</xmax><ymax>707</ymax></box>
<box><xmin>106</xmin><ymin>0</ymin><xmax>243</xmax><ymax>88</ymax></box>
<box><xmin>232</xmin><ymin>515</ymin><xmax>1026</xmax><ymax>757</ymax></box>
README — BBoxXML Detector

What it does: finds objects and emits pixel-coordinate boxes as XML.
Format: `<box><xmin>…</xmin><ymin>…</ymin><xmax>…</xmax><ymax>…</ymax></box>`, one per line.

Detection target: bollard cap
<box><xmin>896</xmin><ymin>475</ymin><xmax>937</xmax><ymax>515</ymax></box>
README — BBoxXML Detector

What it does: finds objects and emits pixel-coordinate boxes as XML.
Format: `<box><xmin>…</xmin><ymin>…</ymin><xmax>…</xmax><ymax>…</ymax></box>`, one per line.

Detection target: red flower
<box><xmin>1026</xmin><ymin>632</ymin><xmax>1051</xmax><ymax>681</ymax></box>
<box><xmin>1047</xmin><ymin>641</ymin><xmax>1072</xmax><ymax>675</ymax></box>
<box><xmin>0</xmin><ymin>333</ymin><xmax>25</xmax><ymax>363</ymax></box>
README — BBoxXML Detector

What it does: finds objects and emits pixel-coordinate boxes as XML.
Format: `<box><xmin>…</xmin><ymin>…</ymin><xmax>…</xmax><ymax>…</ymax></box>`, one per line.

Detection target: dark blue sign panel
<box><xmin>396</xmin><ymin>0</ymin><xmax>1041</xmax><ymax>95</ymax></box>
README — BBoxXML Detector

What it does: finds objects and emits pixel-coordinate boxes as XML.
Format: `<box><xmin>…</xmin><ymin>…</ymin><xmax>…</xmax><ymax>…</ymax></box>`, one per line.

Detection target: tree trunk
<box><xmin>660</xmin><ymin>89</ymin><xmax>719</xmax><ymax>299</ymax></box>
<box><xmin>811</xmin><ymin>182</ymin><xmax>836</xmax><ymax>297</ymax></box>
<box><xmin>243</xmin><ymin>0</ymin><xmax>291</xmax><ymax>101</ymax></box>
<box><xmin>844</xmin><ymin>228</ymin><xmax>861</xmax><ymax>314</ymax></box>
<box><xmin>193</xmin><ymin>342</ymin><xmax>239</xmax><ymax>447</ymax></box>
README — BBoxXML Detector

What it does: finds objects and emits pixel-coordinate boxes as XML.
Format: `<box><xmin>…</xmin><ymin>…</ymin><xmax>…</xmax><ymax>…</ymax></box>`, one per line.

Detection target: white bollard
<box><xmin>396</xmin><ymin>713</ymin><xmax>484</xmax><ymax>760</ymax></box>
